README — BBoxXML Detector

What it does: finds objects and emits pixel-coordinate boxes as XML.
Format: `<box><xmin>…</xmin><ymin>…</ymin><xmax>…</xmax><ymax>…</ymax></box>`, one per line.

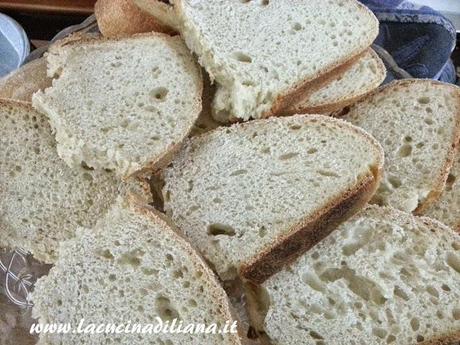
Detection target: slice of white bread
<box><xmin>173</xmin><ymin>0</ymin><xmax>378</xmax><ymax>121</ymax></box>
<box><xmin>163</xmin><ymin>115</ymin><xmax>384</xmax><ymax>283</ymax></box>
<box><xmin>32</xmin><ymin>33</ymin><xmax>203</xmax><ymax>178</ymax></box>
<box><xmin>249</xmin><ymin>206</ymin><xmax>460</xmax><ymax>345</ymax></box>
<box><xmin>425</xmin><ymin>151</ymin><xmax>460</xmax><ymax>232</ymax></box>
<box><xmin>95</xmin><ymin>0</ymin><xmax>176</xmax><ymax>38</ymax></box>
<box><xmin>0</xmin><ymin>58</ymin><xmax>51</xmax><ymax>102</ymax></box>
<box><xmin>0</xmin><ymin>100</ymin><xmax>123</xmax><ymax>263</ymax></box>
<box><xmin>285</xmin><ymin>49</ymin><xmax>386</xmax><ymax>115</ymax></box>
<box><xmin>32</xmin><ymin>197</ymin><xmax>243</xmax><ymax>345</ymax></box>
<box><xmin>341</xmin><ymin>79</ymin><xmax>460</xmax><ymax>214</ymax></box>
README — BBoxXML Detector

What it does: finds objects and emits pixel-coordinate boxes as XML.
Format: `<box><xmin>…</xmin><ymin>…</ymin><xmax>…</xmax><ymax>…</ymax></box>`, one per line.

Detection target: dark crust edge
<box><xmin>240</xmin><ymin>168</ymin><xmax>382</xmax><ymax>284</ymax></box>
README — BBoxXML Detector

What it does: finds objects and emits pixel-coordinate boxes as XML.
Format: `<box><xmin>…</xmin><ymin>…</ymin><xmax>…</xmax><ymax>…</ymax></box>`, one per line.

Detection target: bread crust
<box><xmin>240</xmin><ymin>169</ymin><xmax>381</xmax><ymax>284</ymax></box>
<box><xmin>421</xmin><ymin>332</ymin><xmax>460</xmax><ymax>345</ymax></box>
<box><xmin>284</xmin><ymin>48</ymin><xmax>386</xmax><ymax>115</ymax></box>
<box><xmin>339</xmin><ymin>79</ymin><xmax>460</xmax><ymax>215</ymax></box>
<box><xmin>95</xmin><ymin>0</ymin><xmax>176</xmax><ymax>38</ymax></box>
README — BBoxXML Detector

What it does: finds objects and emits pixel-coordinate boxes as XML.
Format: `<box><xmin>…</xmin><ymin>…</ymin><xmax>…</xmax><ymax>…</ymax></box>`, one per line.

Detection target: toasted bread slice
<box><xmin>163</xmin><ymin>115</ymin><xmax>384</xmax><ymax>283</ymax></box>
<box><xmin>248</xmin><ymin>206</ymin><xmax>460</xmax><ymax>345</ymax></box>
<box><xmin>32</xmin><ymin>33</ymin><xmax>203</xmax><ymax>178</ymax></box>
<box><xmin>32</xmin><ymin>197</ymin><xmax>243</xmax><ymax>345</ymax></box>
<box><xmin>285</xmin><ymin>49</ymin><xmax>386</xmax><ymax>115</ymax></box>
<box><xmin>341</xmin><ymin>79</ymin><xmax>460</xmax><ymax>214</ymax></box>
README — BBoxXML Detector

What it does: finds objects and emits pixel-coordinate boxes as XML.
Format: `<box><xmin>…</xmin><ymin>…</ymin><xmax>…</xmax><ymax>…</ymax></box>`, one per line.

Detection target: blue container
<box><xmin>0</xmin><ymin>13</ymin><xmax>29</xmax><ymax>77</ymax></box>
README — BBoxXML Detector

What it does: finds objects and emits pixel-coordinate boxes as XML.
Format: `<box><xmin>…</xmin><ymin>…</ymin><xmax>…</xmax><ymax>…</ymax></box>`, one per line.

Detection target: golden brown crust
<box><xmin>283</xmin><ymin>49</ymin><xmax>386</xmax><ymax>115</ymax></box>
<box><xmin>240</xmin><ymin>169</ymin><xmax>382</xmax><ymax>284</ymax></box>
<box><xmin>420</xmin><ymin>332</ymin><xmax>460</xmax><ymax>345</ymax></box>
<box><xmin>95</xmin><ymin>0</ymin><xmax>176</xmax><ymax>38</ymax></box>
<box><xmin>339</xmin><ymin>79</ymin><xmax>460</xmax><ymax>215</ymax></box>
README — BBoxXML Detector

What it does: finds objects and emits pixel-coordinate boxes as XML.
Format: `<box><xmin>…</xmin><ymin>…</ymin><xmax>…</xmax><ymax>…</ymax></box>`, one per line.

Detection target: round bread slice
<box><xmin>250</xmin><ymin>206</ymin><xmax>460</xmax><ymax>345</ymax></box>
<box><xmin>32</xmin><ymin>33</ymin><xmax>203</xmax><ymax>178</ymax></box>
<box><xmin>341</xmin><ymin>79</ymin><xmax>460</xmax><ymax>214</ymax></box>
<box><xmin>0</xmin><ymin>100</ymin><xmax>121</xmax><ymax>263</ymax></box>
<box><xmin>163</xmin><ymin>115</ymin><xmax>384</xmax><ymax>283</ymax></box>
<box><xmin>31</xmin><ymin>197</ymin><xmax>243</xmax><ymax>345</ymax></box>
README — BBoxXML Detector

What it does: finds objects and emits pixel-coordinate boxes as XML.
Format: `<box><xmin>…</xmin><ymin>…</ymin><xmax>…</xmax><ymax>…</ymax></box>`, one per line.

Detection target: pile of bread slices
<box><xmin>1</xmin><ymin>1</ymin><xmax>460</xmax><ymax>344</ymax></box>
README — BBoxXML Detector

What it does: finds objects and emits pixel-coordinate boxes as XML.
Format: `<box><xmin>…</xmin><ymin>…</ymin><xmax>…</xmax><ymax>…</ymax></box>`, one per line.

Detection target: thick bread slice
<box><xmin>0</xmin><ymin>100</ymin><xmax>126</xmax><ymax>263</ymax></box>
<box><xmin>250</xmin><ymin>206</ymin><xmax>460</xmax><ymax>345</ymax></box>
<box><xmin>285</xmin><ymin>49</ymin><xmax>386</xmax><ymax>115</ymax></box>
<box><xmin>163</xmin><ymin>115</ymin><xmax>384</xmax><ymax>283</ymax></box>
<box><xmin>341</xmin><ymin>79</ymin><xmax>460</xmax><ymax>214</ymax></box>
<box><xmin>32</xmin><ymin>33</ymin><xmax>203</xmax><ymax>178</ymax></box>
<box><xmin>425</xmin><ymin>151</ymin><xmax>460</xmax><ymax>232</ymax></box>
<box><xmin>32</xmin><ymin>197</ymin><xmax>243</xmax><ymax>345</ymax></box>
<box><xmin>0</xmin><ymin>58</ymin><xmax>51</xmax><ymax>102</ymax></box>
<box><xmin>95</xmin><ymin>0</ymin><xmax>176</xmax><ymax>38</ymax></box>
<box><xmin>173</xmin><ymin>0</ymin><xmax>378</xmax><ymax>121</ymax></box>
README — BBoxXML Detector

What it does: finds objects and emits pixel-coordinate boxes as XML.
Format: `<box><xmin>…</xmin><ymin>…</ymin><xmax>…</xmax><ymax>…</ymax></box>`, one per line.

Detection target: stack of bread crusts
<box><xmin>0</xmin><ymin>1</ymin><xmax>459</xmax><ymax>344</ymax></box>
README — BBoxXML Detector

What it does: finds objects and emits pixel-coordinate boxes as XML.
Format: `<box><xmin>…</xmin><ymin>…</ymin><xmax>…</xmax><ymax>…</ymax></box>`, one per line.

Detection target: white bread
<box><xmin>425</xmin><ymin>151</ymin><xmax>460</xmax><ymax>232</ymax></box>
<box><xmin>95</xmin><ymin>0</ymin><xmax>176</xmax><ymax>38</ymax></box>
<box><xmin>0</xmin><ymin>100</ymin><xmax>148</xmax><ymax>263</ymax></box>
<box><xmin>32</xmin><ymin>197</ymin><xmax>242</xmax><ymax>345</ymax></box>
<box><xmin>32</xmin><ymin>33</ymin><xmax>203</xmax><ymax>178</ymax></box>
<box><xmin>172</xmin><ymin>0</ymin><xmax>378</xmax><ymax>121</ymax></box>
<box><xmin>284</xmin><ymin>49</ymin><xmax>386</xmax><ymax>115</ymax></box>
<box><xmin>163</xmin><ymin>115</ymin><xmax>384</xmax><ymax>283</ymax></box>
<box><xmin>0</xmin><ymin>58</ymin><xmax>51</xmax><ymax>102</ymax></box>
<box><xmin>250</xmin><ymin>206</ymin><xmax>460</xmax><ymax>345</ymax></box>
<box><xmin>341</xmin><ymin>79</ymin><xmax>460</xmax><ymax>214</ymax></box>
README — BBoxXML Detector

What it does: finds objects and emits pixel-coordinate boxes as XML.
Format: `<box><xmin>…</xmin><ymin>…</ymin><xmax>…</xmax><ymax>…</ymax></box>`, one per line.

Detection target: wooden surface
<box><xmin>0</xmin><ymin>1</ymin><xmax>96</xmax><ymax>14</ymax></box>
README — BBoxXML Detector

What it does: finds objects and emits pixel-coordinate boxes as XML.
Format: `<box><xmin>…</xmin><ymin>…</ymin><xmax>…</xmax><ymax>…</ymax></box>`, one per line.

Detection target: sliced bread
<box><xmin>0</xmin><ymin>100</ymin><xmax>136</xmax><ymax>263</ymax></box>
<box><xmin>425</xmin><ymin>151</ymin><xmax>460</xmax><ymax>232</ymax></box>
<box><xmin>249</xmin><ymin>206</ymin><xmax>460</xmax><ymax>345</ymax></box>
<box><xmin>341</xmin><ymin>79</ymin><xmax>460</xmax><ymax>214</ymax></box>
<box><xmin>32</xmin><ymin>33</ymin><xmax>203</xmax><ymax>178</ymax></box>
<box><xmin>32</xmin><ymin>197</ymin><xmax>242</xmax><ymax>345</ymax></box>
<box><xmin>95</xmin><ymin>0</ymin><xmax>176</xmax><ymax>38</ymax></box>
<box><xmin>172</xmin><ymin>0</ymin><xmax>378</xmax><ymax>121</ymax></box>
<box><xmin>284</xmin><ymin>49</ymin><xmax>386</xmax><ymax>115</ymax></box>
<box><xmin>0</xmin><ymin>58</ymin><xmax>51</xmax><ymax>102</ymax></box>
<box><xmin>163</xmin><ymin>115</ymin><xmax>384</xmax><ymax>283</ymax></box>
